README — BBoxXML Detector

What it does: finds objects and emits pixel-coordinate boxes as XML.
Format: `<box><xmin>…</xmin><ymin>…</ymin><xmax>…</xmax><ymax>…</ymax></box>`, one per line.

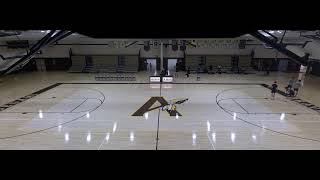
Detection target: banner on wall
<box><xmin>186</xmin><ymin>39</ymin><xmax>239</xmax><ymax>49</ymax></box>
<box><xmin>105</xmin><ymin>39</ymin><xmax>240</xmax><ymax>49</ymax></box>
<box><xmin>108</xmin><ymin>41</ymin><xmax>140</xmax><ymax>49</ymax></box>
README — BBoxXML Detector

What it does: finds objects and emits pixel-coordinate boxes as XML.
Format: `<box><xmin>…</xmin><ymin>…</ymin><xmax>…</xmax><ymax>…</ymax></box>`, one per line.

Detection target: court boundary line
<box><xmin>0</xmin><ymin>98</ymin><xmax>102</xmax><ymax>114</ymax></box>
<box><xmin>0</xmin><ymin>85</ymin><xmax>106</xmax><ymax>140</ymax></box>
<box><xmin>1</xmin><ymin>82</ymin><xmax>318</xmax><ymax>118</ymax></box>
<box><xmin>1</xmin><ymin>82</ymin><xmax>319</xmax><ymax>143</ymax></box>
<box><xmin>0</xmin><ymin>83</ymin><xmax>62</xmax><ymax>112</ymax></box>
<box><xmin>261</xmin><ymin>84</ymin><xmax>320</xmax><ymax>114</ymax></box>
<box><xmin>232</xmin><ymin>99</ymin><xmax>249</xmax><ymax>114</ymax></box>
<box><xmin>155</xmin><ymin>82</ymin><xmax>162</xmax><ymax>150</ymax></box>
<box><xmin>70</xmin><ymin>98</ymin><xmax>88</xmax><ymax>112</ymax></box>
<box><xmin>215</xmin><ymin>86</ymin><xmax>320</xmax><ymax>143</ymax></box>
<box><xmin>217</xmin><ymin>97</ymin><xmax>314</xmax><ymax>115</ymax></box>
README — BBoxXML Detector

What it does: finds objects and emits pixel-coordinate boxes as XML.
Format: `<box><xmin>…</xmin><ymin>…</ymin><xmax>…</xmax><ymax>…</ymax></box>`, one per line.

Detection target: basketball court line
<box><xmin>217</xmin><ymin>98</ymin><xmax>314</xmax><ymax>115</ymax></box>
<box><xmin>232</xmin><ymin>99</ymin><xmax>249</xmax><ymax>114</ymax></box>
<box><xmin>0</xmin><ymin>86</ymin><xmax>105</xmax><ymax>140</ymax></box>
<box><xmin>1</xmin><ymin>82</ymin><xmax>319</xmax><ymax>146</ymax></box>
<box><xmin>70</xmin><ymin>98</ymin><xmax>88</xmax><ymax>112</ymax></box>
<box><xmin>216</xmin><ymin>87</ymin><xmax>320</xmax><ymax>143</ymax></box>
<box><xmin>155</xmin><ymin>82</ymin><xmax>162</xmax><ymax>150</ymax></box>
<box><xmin>207</xmin><ymin>132</ymin><xmax>216</xmax><ymax>150</ymax></box>
<box><xmin>0</xmin><ymin>98</ymin><xmax>102</xmax><ymax>114</ymax></box>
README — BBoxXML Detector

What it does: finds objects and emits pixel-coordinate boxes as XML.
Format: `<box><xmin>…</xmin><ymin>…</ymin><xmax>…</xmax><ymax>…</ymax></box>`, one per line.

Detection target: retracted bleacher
<box><xmin>92</xmin><ymin>56</ymin><xmax>117</xmax><ymax>73</ymax></box>
<box><xmin>94</xmin><ymin>55</ymin><xmax>138</xmax><ymax>81</ymax></box>
<box><xmin>68</xmin><ymin>56</ymin><xmax>86</xmax><ymax>72</ymax></box>
<box><xmin>69</xmin><ymin>55</ymin><xmax>139</xmax><ymax>73</ymax></box>
<box><xmin>239</xmin><ymin>55</ymin><xmax>255</xmax><ymax>74</ymax></box>
<box><xmin>95</xmin><ymin>73</ymin><xmax>136</xmax><ymax>81</ymax></box>
<box><xmin>206</xmin><ymin>55</ymin><xmax>231</xmax><ymax>72</ymax></box>
<box><xmin>185</xmin><ymin>56</ymin><xmax>203</xmax><ymax>71</ymax></box>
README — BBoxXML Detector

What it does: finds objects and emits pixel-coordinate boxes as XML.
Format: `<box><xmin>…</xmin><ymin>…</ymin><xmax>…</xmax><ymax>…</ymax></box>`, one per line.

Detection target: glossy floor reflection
<box><xmin>0</xmin><ymin>83</ymin><xmax>320</xmax><ymax>149</ymax></box>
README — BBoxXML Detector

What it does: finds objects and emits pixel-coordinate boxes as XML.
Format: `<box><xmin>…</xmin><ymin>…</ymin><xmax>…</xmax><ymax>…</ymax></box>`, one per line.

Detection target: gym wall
<box><xmin>69</xmin><ymin>55</ymin><xmax>139</xmax><ymax>73</ymax></box>
<box><xmin>186</xmin><ymin>55</ymin><xmax>252</xmax><ymax>70</ymax></box>
<box><xmin>206</xmin><ymin>55</ymin><xmax>231</xmax><ymax>67</ymax></box>
<box><xmin>185</xmin><ymin>56</ymin><xmax>203</xmax><ymax>70</ymax></box>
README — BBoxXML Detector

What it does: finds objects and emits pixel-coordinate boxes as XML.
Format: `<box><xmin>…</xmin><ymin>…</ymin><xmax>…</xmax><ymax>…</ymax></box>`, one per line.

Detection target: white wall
<box><xmin>0</xmin><ymin>58</ymin><xmax>20</xmax><ymax>71</ymax></box>
<box><xmin>34</xmin><ymin>45</ymin><xmax>141</xmax><ymax>58</ymax></box>
<box><xmin>286</xmin><ymin>45</ymin><xmax>306</xmax><ymax>57</ymax></box>
<box><xmin>186</xmin><ymin>48</ymin><xmax>251</xmax><ymax>55</ymax></box>
<box><xmin>163</xmin><ymin>47</ymin><xmax>184</xmax><ymax>58</ymax></box>
<box><xmin>304</xmin><ymin>41</ymin><xmax>320</xmax><ymax>59</ymax></box>
<box><xmin>0</xmin><ymin>47</ymin><xmax>27</xmax><ymax>71</ymax></box>
<box><xmin>140</xmin><ymin>46</ymin><xmax>184</xmax><ymax>58</ymax></box>
<box><xmin>140</xmin><ymin>47</ymin><xmax>160</xmax><ymax>58</ymax></box>
<box><xmin>252</xmin><ymin>40</ymin><xmax>320</xmax><ymax>60</ymax></box>
<box><xmin>3</xmin><ymin>38</ymin><xmax>320</xmax><ymax>72</ymax></box>
<box><xmin>253</xmin><ymin>46</ymin><xmax>288</xmax><ymax>59</ymax></box>
<box><xmin>35</xmin><ymin>45</ymin><xmax>71</xmax><ymax>58</ymax></box>
<box><xmin>72</xmin><ymin>45</ymin><xmax>140</xmax><ymax>55</ymax></box>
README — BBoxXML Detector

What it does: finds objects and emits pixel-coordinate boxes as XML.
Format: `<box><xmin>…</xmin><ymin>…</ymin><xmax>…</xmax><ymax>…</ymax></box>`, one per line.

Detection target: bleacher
<box><xmin>122</xmin><ymin>56</ymin><xmax>139</xmax><ymax>73</ymax></box>
<box><xmin>68</xmin><ymin>56</ymin><xmax>86</xmax><ymax>72</ymax></box>
<box><xmin>82</xmin><ymin>65</ymin><xmax>95</xmax><ymax>73</ymax></box>
<box><xmin>68</xmin><ymin>55</ymin><xmax>139</xmax><ymax>73</ymax></box>
<box><xmin>92</xmin><ymin>56</ymin><xmax>117</xmax><ymax>73</ymax></box>
<box><xmin>116</xmin><ymin>66</ymin><xmax>138</xmax><ymax>73</ymax></box>
<box><xmin>185</xmin><ymin>55</ymin><xmax>202</xmax><ymax>71</ymax></box>
<box><xmin>238</xmin><ymin>55</ymin><xmax>255</xmax><ymax>73</ymax></box>
<box><xmin>186</xmin><ymin>55</ymin><xmax>254</xmax><ymax>74</ymax></box>
<box><xmin>95</xmin><ymin>73</ymin><xmax>136</xmax><ymax>81</ymax></box>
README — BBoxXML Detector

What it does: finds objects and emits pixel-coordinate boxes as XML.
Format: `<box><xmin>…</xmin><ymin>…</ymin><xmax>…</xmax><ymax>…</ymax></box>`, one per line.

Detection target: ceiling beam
<box><xmin>250</xmin><ymin>31</ymin><xmax>309</xmax><ymax>66</ymax></box>
<box><xmin>0</xmin><ymin>30</ymin><xmax>72</xmax><ymax>75</ymax></box>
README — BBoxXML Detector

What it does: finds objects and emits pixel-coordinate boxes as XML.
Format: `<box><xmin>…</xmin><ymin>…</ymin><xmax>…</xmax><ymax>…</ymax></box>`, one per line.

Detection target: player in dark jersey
<box><xmin>271</xmin><ymin>81</ymin><xmax>278</xmax><ymax>100</ymax></box>
<box><xmin>185</xmin><ymin>67</ymin><xmax>191</xmax><ymax>78</ymax></box>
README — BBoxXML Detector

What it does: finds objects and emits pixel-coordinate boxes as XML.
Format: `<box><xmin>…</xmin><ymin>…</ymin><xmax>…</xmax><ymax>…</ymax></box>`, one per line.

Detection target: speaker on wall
<box><xmin>180</xmin><ymin>40</ymin><xmax>186</xmax><ymax>51</ymax></box>
<box><xmin>144</xmin><ymin>41</ymin><xmax>150</xmax><ymax>51</ymax></box>
<box><xmin>172</xmin><ymin>40</ymin><xmax>178</xmax><ymax>51</ymax></box>
<box><xmin>239</xmin><ymin>40</ymin><xmax>246</xmax><ymax>49</ymax></box>
<box><xmin>250</xmin><ymin>50</ymin><xmax>255</xmax><ymax>58</ymax></box>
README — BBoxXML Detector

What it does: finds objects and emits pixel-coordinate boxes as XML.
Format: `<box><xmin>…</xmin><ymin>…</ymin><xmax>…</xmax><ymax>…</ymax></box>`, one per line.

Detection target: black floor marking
<box><xmin>261</xmin><ymin>83</ymin><xmax>320</xmax><ymax>114</ymax></box>
<box><xmin>0</xmin><ymin>87</ymin><xmax>105</xmax><ymax>140</ymax></box>
<box><xmin>2</xmin><ymin>82</ymin><xmax>319</xmax><ymax>144</ymax></box>
<box><xmin>0</xmin><ymin>98</ymin><xmax>102</xmax><ymax>114</ymax></box>
<box><xmin>0</xmin><ymin>83</ymin><xmax>62</xmax><ymax>112</ymax></box>
<box><xmin>217</xmin><ymin>97</ymin><xmax>313</xmax><ymax>115</ymax></box>
<box><xmin>70</xmin><ymin>98</ymin><xmax>88</xmax><ymax>112</ymax></box>
<box><xmin>232</xmin><ymin>99</ymin><xmax>249</xmax><ymax>114</ymax></box>
<box><xmin>156</xmin><ymin>108</ymin><xmax>161</xmax><ymax>150</ymax></box>
<box><xmin>216</xmin><ymin>86</ymin><xmax>320</xmax><ymax>143</ymax></box>
<box><xmin>155</xmin><ymin>82</ymin><xmax>162</xmax><ymax>150</ymax></box>
<box><xmin>63</xmin><ymin>82</ymin><xmax>263</xmax><ymax>85</ymax></box>
<box><xmin>0</xmin><ymin>111</ymin><xmax>90</xmax><ymax>114</ymax></box>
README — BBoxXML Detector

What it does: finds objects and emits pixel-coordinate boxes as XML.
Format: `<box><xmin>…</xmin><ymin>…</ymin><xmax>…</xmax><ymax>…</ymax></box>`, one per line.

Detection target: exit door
<box><xmin>147</xmin><ymin>59</ymin><xmax>157</xmax><ymax>74</ymax></box>
<box><xmin>166</xmin><ymin>59</ymin><xmax>177</xmax><ymax>75</ymax></box>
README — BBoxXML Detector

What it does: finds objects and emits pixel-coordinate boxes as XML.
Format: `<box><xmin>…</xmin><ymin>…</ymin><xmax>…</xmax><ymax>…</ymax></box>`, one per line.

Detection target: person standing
<box><xmin>185</xmin><ymin>66</ymin><xmax>190</xmax><ymax>78</ymax></box>
<box><xmin>293</xmin><ymin>80</ymin><xmax>302</xmax><ymax>97</ymax></box>
<box><xmin>209</xmin><ymin>65</ymin><xmax>213</xmax><ymax>72</ymax></box>
<box><xmin>308</xmin><ymin>66</ymin><xmax>313</xmax><ymax>74</ymax></box>
<box><xmin>196</xmin><ymin>65</ymin><xmax>201</xmax><ymax>81</ymax></box>
<box><xmin>149</xmin><ymin>63</ymin><xmax>152</xmax><ymax>73</ymax></box>
<box><xmin>266</xmin><ymin>65</ymin><xmax>270</xmax><ymax>75</ymax></box>
<box><xmin>288</xmin><ymin>77</ymin><xmax>295</xmax><ymax>89</ymax></box>
<box><xmin>217</xmin><ymin>65</ymin><xmax>222</xmax><ymax>74</ymax></box>
<box><xmin>271</xmin><ymin>81</ymin><xmax>278</xmax><ymax>100</ymax></box>
<box><xmin>285</xmin><ymin>77</ymin><xmax>295</xmax><ymax>96</ymax></box>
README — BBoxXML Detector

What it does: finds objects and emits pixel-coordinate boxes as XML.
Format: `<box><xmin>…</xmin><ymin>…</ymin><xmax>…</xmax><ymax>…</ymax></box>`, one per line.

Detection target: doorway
<box><xmin>147</xmin><ymin>59</ymin><xmax>157</xmax><ymax>75</ymax></box>
<box><xmin>167</xmin><ymin>59</ymin><xmax>177</xmax><ymax>75</ymax></box>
